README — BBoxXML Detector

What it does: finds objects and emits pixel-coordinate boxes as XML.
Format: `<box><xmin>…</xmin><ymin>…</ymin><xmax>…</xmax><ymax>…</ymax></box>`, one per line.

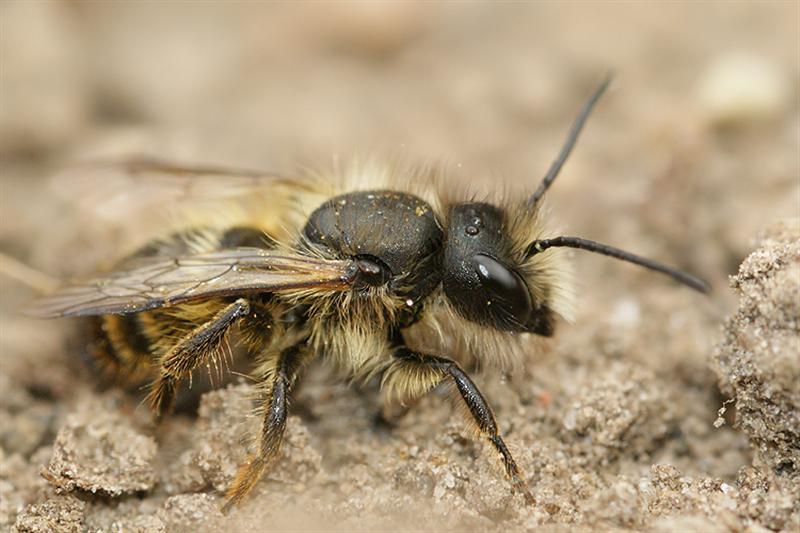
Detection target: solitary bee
<box><xmin>29</xmin><ymin>78</ymin><xmax>707</xmax><ymax>510</ymax></box>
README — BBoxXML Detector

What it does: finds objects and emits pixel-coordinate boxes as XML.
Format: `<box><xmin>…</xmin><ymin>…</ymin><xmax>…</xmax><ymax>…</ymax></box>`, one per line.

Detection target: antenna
<box><xmin>527</xmin><ymin>75</ymin><xmax>613</xmax><ymax>207</ymax></box>
<box><xmin>525</xmin><ymin>236</ymin><xmax>709</xmax><ymax>293</ymax></box>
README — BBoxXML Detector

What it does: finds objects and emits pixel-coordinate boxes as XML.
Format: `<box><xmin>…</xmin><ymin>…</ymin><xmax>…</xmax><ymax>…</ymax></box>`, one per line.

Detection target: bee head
<box><xmin>441</xmin><ymin>75</ymin><xmax>709</xmax><ymax>335</ymax></box>
<box><xmin>442</xmin><ymin>202</ymin><xmax>555</xmax><ymax>335</ymax></box>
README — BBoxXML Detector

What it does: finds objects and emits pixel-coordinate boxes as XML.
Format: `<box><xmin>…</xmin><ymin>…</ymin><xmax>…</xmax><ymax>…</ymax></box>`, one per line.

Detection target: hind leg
<box><xmin>146</xmin><ymin>298</ymin><xmax>250</xmax><ymax>419</ymax></box>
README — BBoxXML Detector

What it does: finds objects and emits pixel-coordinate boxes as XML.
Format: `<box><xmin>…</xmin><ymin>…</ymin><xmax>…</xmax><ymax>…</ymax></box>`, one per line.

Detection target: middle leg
<box><xmin>223</xmin><ymin>342</ymin><xmax>308</xmax><ymax>511</ymax></box>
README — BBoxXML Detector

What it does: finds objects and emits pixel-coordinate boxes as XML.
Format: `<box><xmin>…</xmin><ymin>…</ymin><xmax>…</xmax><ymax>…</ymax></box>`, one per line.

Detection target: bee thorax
<box><xmin>303</xmin><ymin>190</ymin><xmax>443</xmax><ymax>303</ymax></box>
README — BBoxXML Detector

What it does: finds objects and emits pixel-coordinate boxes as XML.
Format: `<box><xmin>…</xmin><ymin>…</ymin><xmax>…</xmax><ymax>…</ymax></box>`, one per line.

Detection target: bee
<box><xmin>28</xmin><ymin>77</ymin><xmax>708</xmax><ymax>510</ymax></box>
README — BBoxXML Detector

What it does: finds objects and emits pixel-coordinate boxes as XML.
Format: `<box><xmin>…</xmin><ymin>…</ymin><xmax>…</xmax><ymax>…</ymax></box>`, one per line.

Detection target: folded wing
<box><xmin>27</xmin><ymin>248</ymin><xmax>356</xmax><ymax>318</ymax></box>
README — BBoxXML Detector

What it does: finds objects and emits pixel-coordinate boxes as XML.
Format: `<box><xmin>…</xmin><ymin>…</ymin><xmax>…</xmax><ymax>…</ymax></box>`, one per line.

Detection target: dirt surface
<box><xmin>1</xmin><ymin>2</ymin><xmax>798</xmax><ymax>531</ymax></box>
<box><xmin>713</xmin><ymin>222</ymin><xmax>800</xmax><ymax>476</ymax></box>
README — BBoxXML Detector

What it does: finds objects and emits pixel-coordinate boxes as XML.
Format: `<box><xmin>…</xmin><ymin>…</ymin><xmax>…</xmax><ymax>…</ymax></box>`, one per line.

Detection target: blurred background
<box><xmin>2</xmin><ymin>2</ymin><xmax>796</xmax><ymax>278</ymax></box>
<box><xmin>1</xmin><ymin>2</ymin><xmax>798</xmax><ymax>530</ymax></box>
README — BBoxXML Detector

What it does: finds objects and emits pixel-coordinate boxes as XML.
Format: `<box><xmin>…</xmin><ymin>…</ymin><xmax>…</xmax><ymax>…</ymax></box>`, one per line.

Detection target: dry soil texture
<box><xmin>1</xmin><ymin>2</ymin><xmax>798</xmax><ymax>532</ymax></box>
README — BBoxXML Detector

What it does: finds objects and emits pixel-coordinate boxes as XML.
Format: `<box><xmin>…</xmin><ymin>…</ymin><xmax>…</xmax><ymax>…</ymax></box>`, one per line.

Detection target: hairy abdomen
<box><xmin>84</xmin><ymin>225</ymin><xmax>278</xmax><ymax>389</ymax></box>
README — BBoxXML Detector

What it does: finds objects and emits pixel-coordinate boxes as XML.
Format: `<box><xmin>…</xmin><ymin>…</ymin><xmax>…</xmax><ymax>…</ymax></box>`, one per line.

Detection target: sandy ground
<box><xmin>1</xmin><ymin>2</ymin><xmax>798</xmax><ymax>532</ymax></box>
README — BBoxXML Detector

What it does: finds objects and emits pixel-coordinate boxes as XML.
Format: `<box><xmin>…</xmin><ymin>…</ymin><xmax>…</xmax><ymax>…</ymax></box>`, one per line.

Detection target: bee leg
<box><xmin>223</xmin><ymin>343</ymin><xmax>305</xmax><ymax>511</ymax></box>
<box><xmin>146</xmin><ymin>298</ymin><xmax>250</xmax><ymax>419</ymax></box>
<box><xmin>383</xmin><ymin>349</ymin><xmax>535</xmax><ymax>505</ymax></box>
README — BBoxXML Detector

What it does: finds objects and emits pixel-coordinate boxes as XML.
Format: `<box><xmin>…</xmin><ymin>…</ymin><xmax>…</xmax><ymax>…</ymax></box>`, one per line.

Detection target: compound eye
<box><xmin>473</xmin><ymin>253</ymin><xmax>533</xmax><ymax>326</ymax></box>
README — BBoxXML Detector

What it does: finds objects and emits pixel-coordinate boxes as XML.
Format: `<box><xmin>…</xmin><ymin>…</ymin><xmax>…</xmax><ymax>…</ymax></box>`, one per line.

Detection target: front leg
<box><xmin>382</xmin><ymin>348</ymin><xmax>534</xmax><ymax>505</ymax></box>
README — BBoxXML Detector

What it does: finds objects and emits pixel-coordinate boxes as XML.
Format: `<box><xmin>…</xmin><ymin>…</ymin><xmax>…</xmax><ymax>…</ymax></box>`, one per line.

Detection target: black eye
<box><xmin>473</xmin><ymin>254</ymin><xmax>533</xmax><ymax>327</ymax></box>
<box><xmin>443</xmin><ymin>202</ymin><xmax>552</xmax><ymax>334</ymax></box>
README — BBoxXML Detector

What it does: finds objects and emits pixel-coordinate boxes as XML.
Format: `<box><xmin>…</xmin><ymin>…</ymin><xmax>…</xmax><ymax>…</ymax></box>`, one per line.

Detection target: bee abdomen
<box><xmin>83</xmin><ymin>227</ymin><xmax>277</xmax><ymax>385</ymax></box>
<box><xmin>87</xmin><ymin>314</ymin><xmax>157</xmax><ymax>385</ymax></box>
<box><xmin>219</xmin><ymin>226</ymin><xmax>277</xmax><ymax>248</ymax></box>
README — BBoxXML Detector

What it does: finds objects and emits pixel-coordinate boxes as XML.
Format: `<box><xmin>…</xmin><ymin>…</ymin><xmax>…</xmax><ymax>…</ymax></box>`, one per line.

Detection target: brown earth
<box><xmin>1</xmin><ymin>2</ymin><xmax>798</xmax><ymax>531</ymax></box>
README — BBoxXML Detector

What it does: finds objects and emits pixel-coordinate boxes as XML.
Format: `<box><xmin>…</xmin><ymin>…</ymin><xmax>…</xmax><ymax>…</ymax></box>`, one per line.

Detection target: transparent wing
<box><xmin>52</xmin><ymin>157</ymin><xmax>315</xmax><ymax>220</ymax></box>
<box><xmin>26</xmin><ymin>248</ymin><xmax>356</xmax><ymax>318</ymax></box>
